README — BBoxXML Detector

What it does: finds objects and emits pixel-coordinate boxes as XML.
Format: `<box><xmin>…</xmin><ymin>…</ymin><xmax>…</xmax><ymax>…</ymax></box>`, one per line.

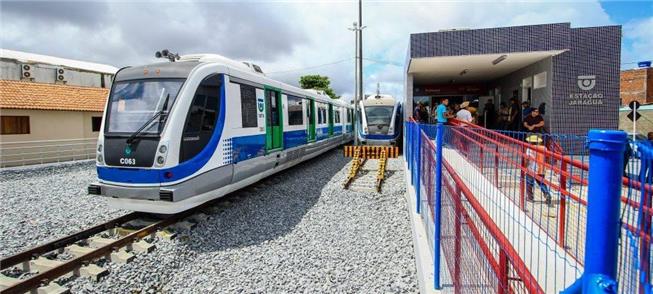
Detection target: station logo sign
<box><xmin>577</xmin><ymin>75</ymin><xmax>596</xmax><ymax>90</ymax></box>
<box><xmin>569</xmin><ymin>75</ymin><xmax>603</xmax><ymax>106</ymax></box>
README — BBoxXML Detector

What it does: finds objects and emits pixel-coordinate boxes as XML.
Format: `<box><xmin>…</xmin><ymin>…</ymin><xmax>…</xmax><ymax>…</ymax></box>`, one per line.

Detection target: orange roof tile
<box><xmin>0</xmin><ymin>80</ymin><xmax>108</xmax><ymax>112</ymax></box>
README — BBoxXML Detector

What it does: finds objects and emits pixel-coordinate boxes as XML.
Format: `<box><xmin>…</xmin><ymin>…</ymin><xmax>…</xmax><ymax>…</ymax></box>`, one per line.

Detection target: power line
<box><xmin>362</xmin><ymin>57</ymin><xmax>402</xmax><ymax>67</ymax></box>
<box><xmin>266</xmin><ymin>58</ymin><xmax>353</xmax><ymax>75</ymax></box>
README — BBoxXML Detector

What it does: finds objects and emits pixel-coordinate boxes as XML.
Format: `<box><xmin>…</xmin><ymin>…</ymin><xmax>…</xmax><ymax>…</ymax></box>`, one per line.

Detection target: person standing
<box><xmin>508</xmin><ymin>98</ymin><xmax>520</xmax><ymax>131</ymax></box>
<box><xmin>483</xmin><ymin>99</ymin><xmax>496</xmax><ymax>128</ymax></box>
<box><xmin>498</xmin><ymin>102</ymin><xmax>510</xmax><ymax>130</ymax></box>
<box><xmin>521</xmin><ymin>101</ymin><xmax>532</xmax><ymax>131</ymax></box>
<box><xmin>413</xmin><ymin>103</ymin><xmax>421</xmax><ymax>122</ymax></box>
<box><xmin>436</xmin><ymin>98</ymin><xmax>452</xmax><ymax>124</ymax></box>
<box><xmin>456</xmin><ymin>101</ymin><xmax>473</xmax><ymax>123</ymax></box>
<box><xmin>523</xmin><ymin>107</ymin><xmax>545</xmax><ymax>133</ymax></box>
<box><xmin>525</xmin><ymin>134</ymin><xmax>552</xmax><ymax>206</ymax></box>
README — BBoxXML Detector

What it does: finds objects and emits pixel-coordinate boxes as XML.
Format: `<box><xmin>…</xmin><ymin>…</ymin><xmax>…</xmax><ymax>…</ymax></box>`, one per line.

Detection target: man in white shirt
<box><xmin>456</xmin><ymin>101</ymin><xmax>473</xmax><ymax>123</ymax></box>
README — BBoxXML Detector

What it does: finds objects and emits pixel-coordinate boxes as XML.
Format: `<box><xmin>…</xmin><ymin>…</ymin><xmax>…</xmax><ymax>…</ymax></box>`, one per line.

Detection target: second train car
<box><xmin>357</xmin><ymin>93</ymin><xmax>402</xmax><ymax>146</ymax></box>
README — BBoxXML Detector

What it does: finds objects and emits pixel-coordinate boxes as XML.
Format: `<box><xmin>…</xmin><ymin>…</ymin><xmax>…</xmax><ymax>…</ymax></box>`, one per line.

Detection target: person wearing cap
<box><xmin>525</xmin><ymin>134</ymin><xmax>552</xmax><ymax>206</ymax></box>
<box><xmin>456</xmin><ymin>101</ymin><xmax>473</xmax><ymax>123</ymax></box>
<box><xmin>523</xmin><ymin>107</ymin><xmax>545</xmax><ymax>133</ymax></box>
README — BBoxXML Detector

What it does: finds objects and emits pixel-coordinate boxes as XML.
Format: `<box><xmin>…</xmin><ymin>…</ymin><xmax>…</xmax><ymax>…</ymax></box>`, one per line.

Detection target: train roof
<box><xmin>116</xmin><ymin>53</ymin><xmax>349</xmax><ymax>108</ymax></box>
<box><xmin>361</xmin><ymin>94</ymin><xmax>397</xmax><ymax>106</ymax></box>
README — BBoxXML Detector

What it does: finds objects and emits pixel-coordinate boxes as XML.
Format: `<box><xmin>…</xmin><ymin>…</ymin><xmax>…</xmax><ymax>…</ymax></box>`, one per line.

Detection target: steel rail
<box><xmin>0</xmin><ymin>212</ymin><xmax>141</xmax><ymax>270</ymax></box>
<box><xmin>1</xmin><ymin>208</ymin><xmax>197</xmax><ymax>294</ymax></box>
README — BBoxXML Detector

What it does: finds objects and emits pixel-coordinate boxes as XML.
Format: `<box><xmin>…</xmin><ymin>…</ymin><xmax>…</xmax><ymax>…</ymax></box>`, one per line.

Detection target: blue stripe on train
<box><xmin>99</xmin><ymin>124</ymin><xmax>337</xmax><ymax>184</ymax></box>
<box><xmin>232</xmin><ymin>134</ymin><xmax>266</xmax><ymax>162</ymax></box>
<box><xmin>334</xmin><ymin>125</ymin><xmax>343</xmax><ymax>134</ymax></box>
<box><xmin>284</xmin><ymin>129</ymin><xmax>307</xmax><ymax>149</ymax></box>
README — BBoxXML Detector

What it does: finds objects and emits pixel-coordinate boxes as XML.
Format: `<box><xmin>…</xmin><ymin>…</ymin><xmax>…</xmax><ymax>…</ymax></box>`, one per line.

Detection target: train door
<box><xmin>307</xmin><ymin>99</ymin><xmax>316</xmax><ymax>142</ymax></box>
<box><xmin>327</xmin><ymin>104</ymin><xmax>334</xmax><ymax>136</ymax></box>
<box><xmin>265</xmin><ymin>88</ymin><xmax>283</xmax><ymax>151</ymax></box>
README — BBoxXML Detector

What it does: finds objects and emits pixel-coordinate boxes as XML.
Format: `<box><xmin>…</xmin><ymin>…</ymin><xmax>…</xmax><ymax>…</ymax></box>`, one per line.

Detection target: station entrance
<box><xmin>407</xmin><ymin>50</ymin><xmax>565</xmax><ymax>128</ymax></box>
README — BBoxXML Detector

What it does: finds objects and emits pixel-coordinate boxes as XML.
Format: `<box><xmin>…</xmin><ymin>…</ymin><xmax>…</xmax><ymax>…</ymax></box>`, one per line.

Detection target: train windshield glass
<box><xmin>106</xmin><ymin>79</ymin><xmax>184</xmax><ymax>134</ymax></box>
<box><xmin>364</xmin><ymin>106</ymin><xmax>394</xmax><ymax>126</ymax></box>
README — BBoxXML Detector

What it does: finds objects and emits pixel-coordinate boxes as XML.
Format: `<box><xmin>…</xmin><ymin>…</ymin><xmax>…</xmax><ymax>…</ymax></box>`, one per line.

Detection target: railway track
<box><xmin>0</xmin><ymin>203</ymin><xmax>212</xmax><ymax>294</ymax></box>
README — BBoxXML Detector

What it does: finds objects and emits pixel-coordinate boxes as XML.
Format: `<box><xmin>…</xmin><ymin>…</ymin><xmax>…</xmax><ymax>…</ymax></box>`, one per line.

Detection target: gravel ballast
<box><xmin>3</xmin><ymin>149</ymin><xmax>417</xmax><ymax>293</ymax></box>
<box><xmin>0</xmin><ymin>161</ymin><xmax>127</xmax><ymax>257</ymax></box>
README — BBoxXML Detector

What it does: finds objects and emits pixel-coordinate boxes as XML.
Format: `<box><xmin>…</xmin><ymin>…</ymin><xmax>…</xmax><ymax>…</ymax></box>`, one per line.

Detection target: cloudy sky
<box><xmin>1</xmin><ymin>0</ymin><xmax>651</xmax><ymax>100</ymax></box>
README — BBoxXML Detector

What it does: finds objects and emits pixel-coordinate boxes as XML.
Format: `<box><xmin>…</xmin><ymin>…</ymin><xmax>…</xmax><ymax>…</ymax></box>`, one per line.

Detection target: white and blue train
<box><xmin>357</xmin><ymin>93</ymin><xmax>402</xmax><ymax>146</ymax></box>
<box><xmin>88</xmin><ymin>54</ymin><xmax>354</xmax><ymax>214</ymax></box>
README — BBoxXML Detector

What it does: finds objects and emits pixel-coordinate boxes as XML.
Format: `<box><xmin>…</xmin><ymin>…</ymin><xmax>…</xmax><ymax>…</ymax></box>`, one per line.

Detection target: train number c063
<box><xmin>119</xmin><ymin>158</ymin><xmax>136</xmax><ymax>165</ymax></box>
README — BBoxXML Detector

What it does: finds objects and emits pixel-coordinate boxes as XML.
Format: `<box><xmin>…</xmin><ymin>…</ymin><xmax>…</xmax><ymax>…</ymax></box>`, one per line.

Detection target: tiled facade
<box><xmin>407</xmin><ymin>23</ymin><xmax>622</xmax><ymax>136</ymax></box>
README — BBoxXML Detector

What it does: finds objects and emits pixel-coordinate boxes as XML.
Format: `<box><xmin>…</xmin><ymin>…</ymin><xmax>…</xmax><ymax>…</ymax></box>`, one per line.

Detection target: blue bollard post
<box><xmin>583</xmin><ymin>130</ymin><xmax>627</xmax><ymax>293</ymax></box>
<box><xmin>433</xmin><ymin>123</ymin><xmax>444</xmax><ymax>290</ymax></box>
<box><xmin>416</xmin><ymin>125</ymin><xmax>422</xmax><ymax>214</ymax></box>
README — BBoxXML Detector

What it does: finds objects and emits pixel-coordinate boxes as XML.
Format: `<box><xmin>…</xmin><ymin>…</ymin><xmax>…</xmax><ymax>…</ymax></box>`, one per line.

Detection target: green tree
<box><xmin>299</xmin><ymin>75</ymin><xmax>339</xmax><ymax>99</ymax></box>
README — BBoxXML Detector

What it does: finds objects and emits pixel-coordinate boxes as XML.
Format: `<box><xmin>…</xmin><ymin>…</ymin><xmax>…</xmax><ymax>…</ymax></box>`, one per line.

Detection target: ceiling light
<box><xmin>492</xmin><ymin>55</ymin><xmax>507</xmax><ymax>65</ymax></box>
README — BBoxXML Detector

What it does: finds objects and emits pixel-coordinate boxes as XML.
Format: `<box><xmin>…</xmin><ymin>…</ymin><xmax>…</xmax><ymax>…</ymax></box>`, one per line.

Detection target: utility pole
<box><xmin>349</xmin><ymin>0</ymin><xmax>365</xmax><ymax>145</ymax></box>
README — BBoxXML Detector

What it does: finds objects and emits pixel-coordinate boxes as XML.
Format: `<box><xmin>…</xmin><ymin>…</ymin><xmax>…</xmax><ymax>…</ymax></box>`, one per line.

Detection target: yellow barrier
<box><xmin>343</xmin><ymin>145</ymin><xmax>399</xmax><ymax>159</ymax></box>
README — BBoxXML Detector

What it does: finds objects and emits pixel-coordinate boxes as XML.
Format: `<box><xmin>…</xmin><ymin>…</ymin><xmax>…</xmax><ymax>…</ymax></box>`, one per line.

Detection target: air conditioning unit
<box><xmin>55</xmin><ymin>68</ymin><xmax>67</xmax><ymax>83</ymax></box>
<box><xmin>21</xmin><ymin>64</ymin><xmax>34</xmax><ymax>81</ymax></box>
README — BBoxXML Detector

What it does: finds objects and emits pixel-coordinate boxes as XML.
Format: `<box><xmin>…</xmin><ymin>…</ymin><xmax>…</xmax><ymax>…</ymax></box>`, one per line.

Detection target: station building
<box><xmin>404</xmin><ymin>23</ymin><xmax>621</xmax><ymax>136</ymax></box>
<box><xmin>0</xmin><ymin>49</ymin><xmax>117</xmax><ymax>167</ymax></box>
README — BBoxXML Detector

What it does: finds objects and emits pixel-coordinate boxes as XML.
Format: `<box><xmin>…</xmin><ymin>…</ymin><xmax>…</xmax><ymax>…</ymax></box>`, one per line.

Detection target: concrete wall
<box><xmin>0</xmin><ymin>109</ymin><xmax>102</xmax><ymax>167</ymax></box>
<box><xmin>0</xmin><ymin>59</ymin><xmax>113</xmax><ymax>88</ymax></box>
<box><xmin>621</xmin><ymin>67</ymin><xmax>653</xmax><ymax>106</ymax></box>
<box><xmin>490</xmin><ymin>57</ymin><xmax>553</xmax><ymax>127</ymax></box>
<box><xmin>0</xmin><ymin>109</ymin><xmax>102</xmax><ymax>142</ymax></box>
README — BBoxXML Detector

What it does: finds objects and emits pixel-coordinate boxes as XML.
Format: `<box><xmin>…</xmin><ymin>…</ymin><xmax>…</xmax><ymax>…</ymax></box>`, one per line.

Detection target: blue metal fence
<box><xmin>405</xmin><ymin>120</ymin><xmax>651</xmax><ymax>293</ymax></box>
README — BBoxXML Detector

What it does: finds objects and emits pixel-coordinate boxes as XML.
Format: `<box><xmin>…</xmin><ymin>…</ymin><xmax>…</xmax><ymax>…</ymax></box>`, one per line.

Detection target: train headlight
<box><xmin>159</xmin><ymin>145</ymin><xmax>167</xmax><ymax>154</ymax></box>
<box><xmin>156</xmin><ymin>156</ymin><xmax>165</xmax><ymax>165</ymax></box>
<box><xmin>97</xmin><ymin>144</ymin><xmax>103</xmax><ymax>152</ymax></box>
<box><xmin>364</xmin><ymin>127</ymin><xmax>369</xmax><ymax>133</ymax></box>
<box><xmin>97</xmin><ymin>154</ymin><xmax>104</xmax><ymax>163</ymax></box>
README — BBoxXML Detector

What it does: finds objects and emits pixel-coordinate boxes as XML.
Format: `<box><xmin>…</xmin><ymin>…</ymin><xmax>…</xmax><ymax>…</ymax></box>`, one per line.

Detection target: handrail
<box><xmin>447</xmin><ymin>119</ymin><xmax>653</xmax><ymax>214</ymax></box>
<box><xmin>443</xmin><ymin>157</ymin><xmax>544</xmax><ymax>294</ymax></box>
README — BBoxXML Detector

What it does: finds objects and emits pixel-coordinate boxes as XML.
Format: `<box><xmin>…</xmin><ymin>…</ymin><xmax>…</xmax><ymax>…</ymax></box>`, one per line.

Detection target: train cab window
<box><xmin>335</xmin><ymin>110</ymin><xmax>341</xmax><ymax>124</ymax></box>
<box><xmin>180</xmin><ymin>74</ymin><xmax>221</xmax><ymax>162</ymax></box>
<box><xmin>240</xmin><ymin>84</ymin><xmax>258</xmax><ymax>128</ymax></box>
<box><xmin>287</xmin><ymin>95</ymin><xmax>303</xmax><ymax>125</ymax></box>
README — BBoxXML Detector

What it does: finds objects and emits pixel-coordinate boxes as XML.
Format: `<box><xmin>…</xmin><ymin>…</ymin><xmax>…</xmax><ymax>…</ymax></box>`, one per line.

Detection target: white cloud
<box><xmin>623</xmin><ymin>16</ymin><xmax>653</xmax><ymax>67</ymax></box>
<box><xmin>1</xmin><ymin>0</ymin><xmax>630</xmax><ymax>101</ymax></box>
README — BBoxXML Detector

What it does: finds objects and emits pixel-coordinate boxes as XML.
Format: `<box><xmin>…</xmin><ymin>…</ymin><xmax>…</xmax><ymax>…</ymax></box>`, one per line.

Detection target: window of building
<box><xmin>335</xmin><ymin>110</ymin><xmax>341</xmax><ymax>124</ymax></box>
<box><xmin>92</xmin><ymin>117</ymin><xmax>102</xmax><ymax>132</ymax></box>
<box><xmin>240</xmin><ymin>84</ymin><xmax>258</xmax><ymax>128</ymax></box>
<box><xmin>287</xmin><ymin>95</ymin><xmax>303</xmax><ymax>125</ymax></box>
<box><xmin>1</xmin><ymin>116</ymin><xmax>30</xmax><ymax>135</ymax></box>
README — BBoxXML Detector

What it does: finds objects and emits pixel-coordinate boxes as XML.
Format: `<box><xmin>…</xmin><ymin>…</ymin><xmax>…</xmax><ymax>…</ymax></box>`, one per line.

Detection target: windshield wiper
<box><xmin>126</xmin><ymin>93</ymin><xmax>170</xmax><ymax>145</ymax></box>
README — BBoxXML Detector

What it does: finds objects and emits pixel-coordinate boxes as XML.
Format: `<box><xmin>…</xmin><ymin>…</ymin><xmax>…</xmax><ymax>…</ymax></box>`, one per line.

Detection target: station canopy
<box><xmin>408</xmin><ymin>50</ymin><xmax>566</xmax><ymax>85</ymax></box>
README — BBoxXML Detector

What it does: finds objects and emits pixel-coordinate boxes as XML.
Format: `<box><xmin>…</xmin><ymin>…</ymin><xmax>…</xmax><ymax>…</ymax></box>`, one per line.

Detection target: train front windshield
<box><xmin>364</xmin><ymin>106</ymin><xmax>394</xmax><ymax>127</ymax></box>
<box><xmin>105</xmin><ymin>79</ymin><xmax>184</xmax><ymax>134</ymax></box>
